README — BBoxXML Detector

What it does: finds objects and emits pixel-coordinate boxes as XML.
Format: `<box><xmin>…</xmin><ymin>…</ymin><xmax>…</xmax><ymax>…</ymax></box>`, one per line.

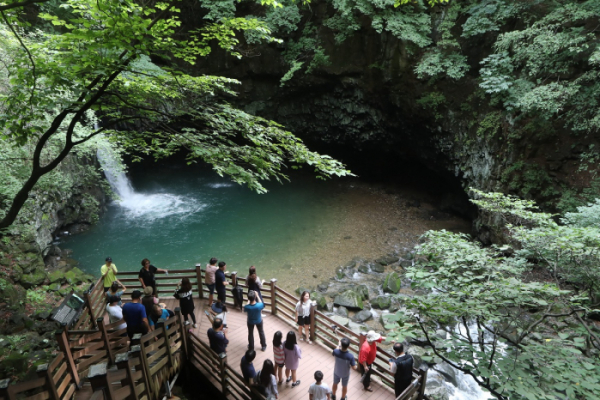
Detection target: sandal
<box><xmin>292</xmin><ymin>380</ymin><xmax>301</xmax><ymax>388</ymax></box>
<box><xmin>286</xmin><ymin>377</ymin><xmax>292</xmax><ymax>384</ymax></box>
<box><xmin>364</xmin><ymin>387</ymin><xmax>374</xmax><ymax>392</ymax></box>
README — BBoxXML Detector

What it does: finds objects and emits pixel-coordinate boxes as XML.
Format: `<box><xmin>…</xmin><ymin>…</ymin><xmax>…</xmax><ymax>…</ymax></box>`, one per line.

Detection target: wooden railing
<box><xmin>1</xmin><ymin>266</ymin><xmax>426</xmax><ymax>400</ymax></box>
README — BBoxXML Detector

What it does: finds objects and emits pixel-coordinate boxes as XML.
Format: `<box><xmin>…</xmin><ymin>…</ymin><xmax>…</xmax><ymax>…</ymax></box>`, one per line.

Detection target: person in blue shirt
<box><xmin>207</xmin><ymin>318</ymin><xmax>229</xmax><ymax>354</ymax></box>
<box><xmin>240</xmin><ymin>349</ymin><xmax>257</xmax><ymax>385</ymax></box>
<box><xmin>244</xmin><ymin>290</ymin><xmax>267</xmax><ymax>351</ymax></box>
<box><xmin>150</xmin><ymin>304</ymin><xmax>175</xmax><ymax>330</ymax></box>
<box><xmin>215</xmin><ymin>261</ymin><xmax>228</xmax><ymax>306</ymax></box>
<box><xmin>122</xmin><ymin>290</ymin><xmax>150</xmax><ymax>339</ymax></box>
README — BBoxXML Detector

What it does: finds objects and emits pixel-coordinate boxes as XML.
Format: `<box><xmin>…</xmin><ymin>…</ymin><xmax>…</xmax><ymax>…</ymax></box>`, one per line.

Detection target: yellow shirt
<box><xmin>101</xmin><ymin>263</ymin><xmax>118</xmax><ymax>287</ymax></box>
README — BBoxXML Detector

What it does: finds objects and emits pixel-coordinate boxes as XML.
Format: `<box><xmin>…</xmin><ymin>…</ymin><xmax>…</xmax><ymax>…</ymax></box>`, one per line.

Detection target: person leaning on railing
<box><xmin>139</xmin><ymin>258</ymin><xmax>169</xmax><ymax>296</ymax></box>
<box><xmin>389</xmin><ymin>342</ymin><xmax>414</xmax><ymax>398</ymax></box>
<box><xmin>122</xmin><ymin>290</ymin><xmax>150</xmax><ymax>339</ymax></box>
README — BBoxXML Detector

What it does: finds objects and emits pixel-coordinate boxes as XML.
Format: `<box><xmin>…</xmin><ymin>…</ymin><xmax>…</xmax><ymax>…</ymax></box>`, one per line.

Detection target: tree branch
<box><xmin>0</xmin><ymin>0</ymin><xmax>50</xmax><ymax>12</ymax></box>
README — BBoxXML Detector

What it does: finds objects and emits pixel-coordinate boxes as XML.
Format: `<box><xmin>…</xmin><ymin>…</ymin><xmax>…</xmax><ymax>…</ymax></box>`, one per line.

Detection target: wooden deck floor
<box><xmin>84</xmin><ymin>297</ymin><xmax>395</xmax><ymax>400</ymax></box>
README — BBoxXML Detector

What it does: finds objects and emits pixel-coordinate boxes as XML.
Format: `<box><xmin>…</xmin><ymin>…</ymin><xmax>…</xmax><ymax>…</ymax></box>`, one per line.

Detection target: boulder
<box><xmin>295</xmin><ymin>287</ymin><xmax>312</xmax><ymax>296</ymax></box>
<box><xmin>311</xmin><ymin>291</ymin><xmax>328</xmax><ymax>310</ymax></box>
<box><xmin>357</xmin><ymin>264</ymin><xmax>370</xmax><ymax>274</ymax></box>
<box><xmin>9</xmin><ymin>265</ymin><xmax>23</xmax><ymax>282</ymax></box>
<box><xmin>400</xmin><ymin>260</ymin><xmax>413</xmax><ymax>268</ymax></box>
<box><xmin>388</xmin><ymin>297</ymin><xmax>401</xmax><ymax>312</ymax></box>
<box><xmin>375</xmin><ymin>254</ymin><xmax>400</xmax><ymax>266</ymax></box>
<box><xmin>356</xmin><ymin>284</ymin><xmax>369</xmax><ymax>299</ymax></box>
<box><xmin>48</xmin><ymin>270</ymin><xmax>66</xmax><ymax>284</ymax></box>
<box><xmin>325</xmin><ymin>302</ymin><xmax>334</xmax><ymax>312</ymax></box>
<box><xmin>335</xmin><ymin>267</ymin><xmax>345</xmax><ymax>280</ymax></box>
<box><xmin>383</xmin><ymin>272</ymin><xmax>402</xmax><ymax>293</ymax></box>
<box><xmin>371</xmin><ymin>296</ymin><xmax>392</xmax><ymax>309</ymax></box>
<box><xmin>352</xmin><ymin>309</ymin><xmax>373</xmax><ymax>323</ymax></box>
<box><xmin>0</xmin><ymin>353</ymin><xmax>29</xmax><ymax>377</ymax></box>
<box><xmin>317</xmin><ymin>282</ymin><xmax>329</xmax><ymax>292</ymax></box>
<box><xmin>335</xmin><ymin>306</ymin><xmax>348</xmax><ymax>318</ymax></box>
<box><xmin>0</xmin><ymin>284</ymin><xmax>26</xmax><ymax>311</ymax></box>
<box><xmin>331</xmin><ymin>315</ymin><xmax>350</xmax><ymax>327</ymax></box>
<box><xmin>19</xmin><ymin>270</ymin><xmax>47</xmax><ymax>289</ymax></box>
<box><xmin>347</xmin><ymin>321</ymin><xmax>368</xmax><ymax>334</ymax></box>
<box><xmin>425</xmin><ymin>370</ymin><xmax>453</xmax><ymax>400</ymax></box>
<box><xmin>371</xmin><ymin>263</ymin><xmax>385</xmax><ymax>273</ymax></box>
<box><xmin>334</xmin><ymin>289</ymin><xmax>364</xmax><ymax>310</ymax></box>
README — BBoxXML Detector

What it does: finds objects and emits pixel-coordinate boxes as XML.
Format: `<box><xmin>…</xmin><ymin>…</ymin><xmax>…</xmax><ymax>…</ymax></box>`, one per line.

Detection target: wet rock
<box><xmin>375</xmin><ymin>254</ymin><xmax>400</xmax><ymax>266</ymax></box>
<box><xmin>334</xmin><ymin>289</ymin><xmax>364</xmax><ymax>310</ymax></box>
<box><xmin>388</xmin><ymin>297</ymin><xmax>401</xmax><ymax>312</ymax></box>
<box><xmin>433</xmin><ymin>362</ymin><xmax>458</xmax><ymax>387</ymax></box>
<box><xmin>425</xmin><ymin>370</ymin><xmax>453</xmax><ymax>400</ymax></box>
<box><xmin>317</xmin><ymin>282</ymin><xmax>329</xmax><ymax>292</ymax></box>
<box><xmin>347</xmin><ymin>321</ymin><xmax>368</xmax><ymax>334</ymax></box>
<box><xmin>47</xmin><ymin>245</ymin><xmax>62</xmax><ymax>257</ymax></box>
<box><xmin>371</xmin><ymin>263</ymin><xmax>385</xmax><ymax>273</ymax></box>
<box><xmin>325</xmin><ymin>302</ymin><xmax>334</xmax><ymax>312</ymax></box>
<box><xmin>371</xmin><ymin>295</ymin><xmax>392</xmax><ymax>309</ymax></box>
<box><xmin>357</xmin><ymin>264</ymin><xmax>370</xmax><ymax>274</ymax></box>
<box><xmin>400</xmin><ymin>260</ymin><xmax>413</xmax><ymax>268</ymax></box>
<box><xmin>48</xmin><ymin>270</ymin><xmax>66</xmax><ymax>284</ymax></box>
<box><xmin>383</xmin><ymin>272</ymin><xmax>402</xmax><ymax>293</ymax></box>
<box><xmin>407</xmin><ymin>346</ymin><xmax>431</xmax><ymax>369</ymax></box>
<box><xmin>335</xmin><ymin>267</ymin><xmax>345</xmax><ymax>280</ymax></box>
<box><xmin>356</xmin><ymin>284</ymin><xmax>369</xmax><ymax>299</ymax></box>
<box><xmin>335</xmin><ymin>306</ymin><xmax>348</xmax><ymax>318</ymax></box>
<box><xmin>331</xmin><ymin>315</ymin><xmax>350</xmax><ymax>327</ymax></box>
<box><xmin>352</xmin><ymin>309</ymin><xmax>373</xmax><ymax>323</ymax></box>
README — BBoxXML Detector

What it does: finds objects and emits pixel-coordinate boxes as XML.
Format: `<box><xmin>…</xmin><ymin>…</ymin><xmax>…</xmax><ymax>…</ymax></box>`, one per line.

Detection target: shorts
<box><xmin>206</xmin><ymin>283</ymin><xmax>215</xmax><ymax>294</ymax></box>
<box><xmin>297</xmin><ymin>316</ymin><xmax>310</xmax><ymax>326</ymax></box>
<box><xmin>276</xmin><ymin>363</ymin><xmax>285</xmax><ymax>368</ymax></box>
<box><xmin>333</xmin><ymin>373</ymin><xmax>350</xmax><ymax>387</ymax></box>
<box><xmin>103</xmin><ymin>286</ymin><xmax>110</xmax><ymax>293</ymax></box>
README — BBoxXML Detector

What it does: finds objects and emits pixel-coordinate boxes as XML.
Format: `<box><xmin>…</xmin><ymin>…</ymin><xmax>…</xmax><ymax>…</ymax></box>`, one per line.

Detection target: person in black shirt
<box><xmin>215</xmin><ymin>261</ymin><xmax>228</xmax><ymax>306</ymax></box>
<box><xmin>174</xmin><ymin>277</ymin><xmax>196</xmax><ymax>328</ymax></box>
<box><xmin>139</xmin><ymin>258</ymin><xmax>168</xmax><ymax>295</ymax></box>
<box><xmin>207</xmin><ymin>318</ymin><xmax>229</xmax><ymax>354</ymax></box>
<box><xmin>389</xmin><ymin>343</ymin><xmax>414</xmax><ymax>398</ymax></box>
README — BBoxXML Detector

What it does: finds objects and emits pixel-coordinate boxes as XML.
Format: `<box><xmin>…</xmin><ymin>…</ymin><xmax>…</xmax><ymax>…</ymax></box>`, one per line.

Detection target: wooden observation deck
<box><xmin>0</xmin><ymin>267</ymin><xmax>427</xmax><ymax>400</ymax></box>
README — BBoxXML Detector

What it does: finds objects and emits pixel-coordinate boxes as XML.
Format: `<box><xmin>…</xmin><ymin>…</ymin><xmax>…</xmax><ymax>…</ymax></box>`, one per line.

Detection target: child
<box><xmin>309</xmin><ymin>370</ymin><xmax>331</xmax><ymax>400</ymax></box>
<box><xmin>174</xmin><ymin>277</ymin><xmax>196</xmax><ymax>328</ymax></box>
<box><xmin>283</xmin><ymin>331</ymin><xmax>302</xmax><ymax>388</ymax></box>
<box><xmin>295</xmin><ymin>291</ymin><xmax>312</xmax><ymax>344</ymax></box>
<box><xmin>272</xmin><ymin>331</ymin><xmax>285</xmax><ymax>384</ymax></box>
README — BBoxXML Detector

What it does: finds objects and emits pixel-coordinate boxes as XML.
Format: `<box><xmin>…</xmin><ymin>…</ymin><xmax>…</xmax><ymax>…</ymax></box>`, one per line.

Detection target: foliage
<box><xmin>280</xmin><ymin>22</ymin><xmax>330</xmax><ymax>85</ymax></box>
<box><xmin>26</xmin><ymin>288</ymin><xmax>46</xmax><ymax>306</ymax></box>
<box><xmin>387</xmin><ymin>191</ymin><xmax>600</xmax><ymax>399</ymax></box>
<box><xmin>0</xmin><ymin>0</ymin><xmax>353</xmax><ymax>230</ymax></box>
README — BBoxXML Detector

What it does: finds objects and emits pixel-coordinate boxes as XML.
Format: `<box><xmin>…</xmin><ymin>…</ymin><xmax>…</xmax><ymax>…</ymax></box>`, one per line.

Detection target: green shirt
<box><xmin>101</xmin><ymin>263</ymin><xmax>118</xmax><ymax>287</ymax></box>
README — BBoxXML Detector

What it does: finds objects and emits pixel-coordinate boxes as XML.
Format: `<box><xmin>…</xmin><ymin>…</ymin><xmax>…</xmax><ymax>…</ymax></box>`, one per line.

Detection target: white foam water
<box><xmin>97</xmin><ymin>149</ymin><xmax>203</xmax><ymax>220</ymax></box>
<box><xmin>206</xmin><ymin>182</ymin><xmax>234</xmax><ymax>188</ymax></box>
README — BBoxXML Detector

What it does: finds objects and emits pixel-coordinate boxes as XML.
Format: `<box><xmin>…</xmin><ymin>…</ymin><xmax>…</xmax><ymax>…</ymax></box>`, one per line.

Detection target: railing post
<box><xmin>417</xmin><ymin>369</ymin><xmax>427</xmax><ymax>400</ymax></box>
<box><xmin>218</xmin><ymin>353</ymin><xmax>228</xmax><ymax>396</ymax></box>
<box><xmin>55</xmin><ymin>325</ymin><xmax>80</xmax><ymax>387</ymax></box>
<box><xmin>270</xmin><ymin>279</ymin><xmax>278</xmax><ymax>316</ymax></box>
<box><xmin>157</xmin><ymin>320</ymin><xmax>174</xmax><ymax>368</ymax></box>
<box><xmin>358</xmin><ymin>332</ymin><xmax>367</xmax><ymax>374</ymax></box>
<box><xmin>309</xmin><ymin>302</ymin><xmax>317</xmax><ymax>342</ymax></box>
<box><xmin>88</xmin><ymin>362</ymin><xmax>114</xmax><ymax>400</ymax></box>
<box><xmin>116</xmin><ymin>352</ymin><xmax>139</xmax><ymax>400</ymax></box>
<box><xmin>175</xmin><ymin>307</ymin><xmax>189</xmax><ymax>360</ymax></box>
<box><xmin>83</xmin><ymin>289</ymin><xmax>98</xmax><ymax>329</ymax></box>
<box><xmin>139</xmin><ymin>335</ymin><xmax>155</xmax><ymax>398</ymax></box>
<box><xmin>130</xmin><ymin>345</ymin><xmax>150</xmax><ymax>400</ymax></box>
<box><xmin>195</xmin><ymin>264</ymin><xmax>204</xmax><ymax>299</ymax></box>
<box><xmin>98</xmin><ymin>317</ymin><xmax>114</xmax><ymax>365</ymax></box>
<box><xmin>0</xmin><ymin>378</ymin><xmax>15</xmax><ymax>400</ymax></box>
<box><xmin>36</xmin><ymin>363</ymin><xmax>60</xmax><ymax>400</ymax></box>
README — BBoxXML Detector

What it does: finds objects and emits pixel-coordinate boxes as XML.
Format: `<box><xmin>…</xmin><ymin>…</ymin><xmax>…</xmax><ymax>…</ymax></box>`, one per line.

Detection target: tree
<box><xmin>385</xmin><ymin>190</ymin><xmax>600</xmax><ymax>399</ymax></box>
<box><xmin>0</xmin><ymin>0</ymin><xmax>354</xmax><ymax>230</ymax></box>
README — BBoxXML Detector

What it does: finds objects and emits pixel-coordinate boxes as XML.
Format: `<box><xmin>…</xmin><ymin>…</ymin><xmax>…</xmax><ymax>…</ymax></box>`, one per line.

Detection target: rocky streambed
<box><xmin>297</xmin><ymin>252</ymin><xmax>488</xmax><ymax>400</ymax></box>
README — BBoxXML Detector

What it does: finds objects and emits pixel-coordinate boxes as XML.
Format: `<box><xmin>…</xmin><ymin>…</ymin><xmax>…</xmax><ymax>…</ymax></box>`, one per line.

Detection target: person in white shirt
<box><xmin>106</xmin><ymin>295</ymin><xmax>127</xmax><ymax>331</ymax></box>
<box><xmin>308</xmin><ymin>370</ymin><xmax>331</xmax><ymax>400</ymax></box>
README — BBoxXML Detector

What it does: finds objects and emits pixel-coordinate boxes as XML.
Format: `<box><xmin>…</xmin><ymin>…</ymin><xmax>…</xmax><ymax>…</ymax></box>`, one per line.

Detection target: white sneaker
<box><xmin>184</xmin><ymin>321</ymin><xmax>191</xmax><ymax>326</ymax></box>
<box><xmin>193</xmin><ymin>323</ymin><xmax>198</xmax><ymax>328</ymax></box>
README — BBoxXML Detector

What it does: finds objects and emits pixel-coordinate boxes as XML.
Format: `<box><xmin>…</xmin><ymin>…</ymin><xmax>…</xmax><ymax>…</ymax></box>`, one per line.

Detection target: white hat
<box><xmin>366</xmin><ymin>330</ymin><xmax>381</xmax><ymax>342</ymax></box>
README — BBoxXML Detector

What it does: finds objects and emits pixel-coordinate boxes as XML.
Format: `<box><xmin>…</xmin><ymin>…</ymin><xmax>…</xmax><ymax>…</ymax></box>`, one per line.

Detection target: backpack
<box><xmin>231</xmin><ymin>286</ymin><xmax>244</xmax><ymax>310</ymax></box>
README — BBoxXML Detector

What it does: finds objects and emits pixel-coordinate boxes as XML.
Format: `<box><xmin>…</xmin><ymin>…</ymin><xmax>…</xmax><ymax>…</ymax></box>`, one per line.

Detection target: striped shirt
<box><xmin>273</xmin><ymin>344</ymin><xmax>285</xmax><ymax>365</ymax></box>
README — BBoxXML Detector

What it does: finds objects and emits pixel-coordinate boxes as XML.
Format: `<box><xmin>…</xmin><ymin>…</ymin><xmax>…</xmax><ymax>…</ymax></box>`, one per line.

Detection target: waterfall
<box><xmin>97</xmin><ymin>148</ymin><xmax>204</xmax><ymax>220</ymax></box>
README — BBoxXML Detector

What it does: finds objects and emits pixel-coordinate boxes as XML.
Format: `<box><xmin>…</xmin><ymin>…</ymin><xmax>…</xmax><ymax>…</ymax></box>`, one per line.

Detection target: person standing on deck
<box><xmin>101</xmin><ymin>257</ymin><xmax>117</xmax><ymax>293</ymax></box>
<box><xmin>174</xmin><ymin>277</ymin><xmax>197</xmax><ymax>328</ymax></box>
<box><xmin>331</xmin><ymin>338</ymin><xmax>357</xmax><ymax>400</ymax></box>
<box><xmin>244</xmin><ymin>290</ymin><xmax>267</xmax><ymax>352</ymax></box>
<box><xmin>106</xmin><ymin>295</ymin><xmax>127</xmax><ymax>331</ymax></box>
<box><xmin>122</xmin><ymin>290</ymin><xmax>150</xmax><ymax>339</ymax></box>
<box><xmin>215</xmin><ymin>261</ymin><xmax>228</xmax><ymax>306</ymax></box>
<box><xmin>205</xmin><ymin>257</ymin><xmax>219</xmax><ymax>305</ymax></box>
<box><xmin>246</xmin><ymin>266</ymin><xmax>264</xmax><ymax>302</ymax></box>
<box><xmin>389</xmin><ymin>343</ymin><xmax>414</xmax><ymax>398</ymax></box>
<box><xmin>139</xmin><ymin>258</ymin><xmax>168</xmax><ymax>296</ymax></box>
<box><xmin>359</xmin><ymin>330</ymin><xmax>385</xmax><ymax>392</ymax></box>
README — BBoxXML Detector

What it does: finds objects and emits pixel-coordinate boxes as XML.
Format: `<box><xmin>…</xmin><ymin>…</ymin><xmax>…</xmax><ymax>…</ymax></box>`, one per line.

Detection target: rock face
<box><xmin>383</xmin><ymin>272</ymin><xmax>402</xmax><ymax>293</ymax></box>
<box><xmin>334</xmin><ymin>289</ymin><xmax>364</xmax><ymax>310</ymax></box>
<box><xmin>352</xmin><ymin>309</ymin><xmax>373</xmax><ymax>323</ymax></box>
